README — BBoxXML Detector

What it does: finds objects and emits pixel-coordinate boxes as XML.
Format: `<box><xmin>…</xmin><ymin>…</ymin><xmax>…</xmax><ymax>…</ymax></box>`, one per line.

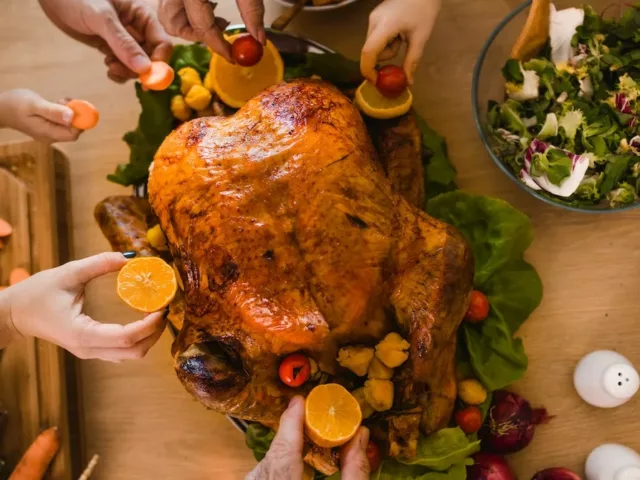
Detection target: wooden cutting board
<box><xmin>0</xmin><ymin>141</ymin><xmax>82</xmax><ymax>479</ymax></box>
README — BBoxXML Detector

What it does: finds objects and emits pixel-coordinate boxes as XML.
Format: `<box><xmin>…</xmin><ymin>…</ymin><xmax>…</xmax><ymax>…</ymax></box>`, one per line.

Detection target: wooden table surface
<box><xmin>2</xmin><ymin>0</ymin><xmax>640</xmax><ymax>478</ymax></box>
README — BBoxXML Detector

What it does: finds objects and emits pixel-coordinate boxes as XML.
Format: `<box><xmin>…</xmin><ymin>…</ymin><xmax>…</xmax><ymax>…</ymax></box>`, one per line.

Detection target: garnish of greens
<box><xmin>118</xmin><ymin>37</ymin><xmax>542</xmax><ymax>480</ymax></box>
<box><xmin>487</xmin><ymin>4</ymin><xmax>640</xmax><ymax>208</ymax></box>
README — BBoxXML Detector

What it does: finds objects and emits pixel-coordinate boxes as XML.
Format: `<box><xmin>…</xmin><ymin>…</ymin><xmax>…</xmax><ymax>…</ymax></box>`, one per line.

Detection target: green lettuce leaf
<box><xmin>245</xmin><ymin>423</ymin><xmax>275</xmax><ymax>462</ymax></box>
<box><xmin>108</xmin><ymin>84</ymin><xmax>174</xmax><ymax>186</ymax></box>
<box><xmin>373</xmin><ymin>461</ymin><xmax>468</xmax><ymax>480</ymax></box>
<box><xmin>415</xmin><ymin>113</ymin><xmax>457</xmax><ymax>200</ymax></box>
<box><xmin>170</xmin><ymin>43</ymin><xmax>211</xmax><ymax>76</ymax></box>
<box><xmin>427</xmin><ymin>191</ymin><xmax>542</xmax><ymax>390</ymax></box>
<box><xmin>398</xmin><ymin>427</ymin><xmax>480</xmax><ymax>470</ymax></box>
<box><xmin>284</xmin><ymin>52</ymin><xmax>362</xmax><ymax>86</ymax></box>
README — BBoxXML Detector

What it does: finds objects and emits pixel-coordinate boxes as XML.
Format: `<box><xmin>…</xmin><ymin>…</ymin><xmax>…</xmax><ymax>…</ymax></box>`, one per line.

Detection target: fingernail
<box><xmin>122</xmin><ymin>251</ymin><xmax>137</xmax><ymax>259</ymax></box>
<box><xmin>359</xmin><ymin>427</ymin><xmax>370</xmax><ymax>445</ymax></box>
<box><xmin>62</xmin><ymin>107</ymin><xmax>74</xmax><ymax>126</ymax></box>
<box><xmin>131</xmin><ymin>55</ymin><xmax>150</xmax><ymax>74</ymax></box>
<box><xmin>259</xmin><ymin>30</ymin><xmax>267</xmax><ymax>45</ymax></box>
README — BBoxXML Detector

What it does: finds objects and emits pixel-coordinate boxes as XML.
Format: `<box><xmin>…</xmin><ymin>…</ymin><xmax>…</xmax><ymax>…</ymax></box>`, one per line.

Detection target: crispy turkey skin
<box><xmin>146</xmin><ymin>80</ymin><xmax>473</xmax><ymax>439</ymax></box>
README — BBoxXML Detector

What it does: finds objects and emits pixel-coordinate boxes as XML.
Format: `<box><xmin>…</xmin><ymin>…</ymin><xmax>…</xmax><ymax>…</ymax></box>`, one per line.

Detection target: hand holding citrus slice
<box><xmin>117</xmin><ymin>257</ymin><xmax>177</xmax><ymax>313</ymax></box>
<box><xmin>305</xmin><ymin>383</ymin><xmax>362</xmax><ymax>448</ymax></box>
<box><xmin>208</xmin><ymin>34</ymin><xmax>284</xmax><ymax>109</ymax></box>
<box><xmin>355</xmin><ymin>80</ymin><xmax>413</xmax><ymax>119</ymax></box>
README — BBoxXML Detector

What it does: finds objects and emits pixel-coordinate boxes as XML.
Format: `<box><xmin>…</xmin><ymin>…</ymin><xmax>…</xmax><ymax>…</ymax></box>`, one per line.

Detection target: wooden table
<box><xmin>1</xmin><ymin>0</ymin><xmax>639</xmax><ymax>477</ymax></box>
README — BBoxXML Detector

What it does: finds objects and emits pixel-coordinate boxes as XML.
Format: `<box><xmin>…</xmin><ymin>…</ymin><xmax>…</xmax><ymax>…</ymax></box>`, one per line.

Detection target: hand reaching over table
<box><xmin>246</xmin><ymin>397</ymin><xmax>371</xmax><ymax>480</ymax></box>
<box><xmin>361</xmin><ymin>0</ymin><xmax>440</xmax><ymax>85</ymax></box>
<box><xmin>38</xmin><ymin>0</ymin><xmax>172</xmax><ymax>83</ymax></box>
<box><xmin>158</xmin><ymin>0</ymin><xmax>266</xmax><ymax>63</ymax></box>
<box><xmin>0</xmin><ymin>252</ymin><xmax>166</xmax><ymax>361</ymax></box>
<box><xmin>0</xmin><ymin>89</ymin><xmax>80</xmax><ymax>143</ymax></box>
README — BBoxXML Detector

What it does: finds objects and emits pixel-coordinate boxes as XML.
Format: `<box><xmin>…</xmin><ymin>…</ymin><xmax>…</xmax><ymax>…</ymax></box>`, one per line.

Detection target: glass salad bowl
<box><xmin>472</xmin><ymin>0</ymin><xmax>640</xmax><ymax>212</ymax></box>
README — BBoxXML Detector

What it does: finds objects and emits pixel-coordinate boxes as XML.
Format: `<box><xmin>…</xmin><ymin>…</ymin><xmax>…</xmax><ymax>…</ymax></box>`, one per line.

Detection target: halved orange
<box><xmin>355</xmin><ymin>80</ymin><xmax>413</xmax><ymax>119</ymax></box>
<box><xmin>117</xmin><ymin>257</ymin><xmax>177</xmax><ymax>313</ymax></box>
<box><xmin>304</xmin><ymin>383</ymin><xmax>362</xmax><ymax>448</ymax></box>
<box><xmin>208</xmin><ymin>34</ymin><xmax>284</xmax><ymax>108</ymax></box>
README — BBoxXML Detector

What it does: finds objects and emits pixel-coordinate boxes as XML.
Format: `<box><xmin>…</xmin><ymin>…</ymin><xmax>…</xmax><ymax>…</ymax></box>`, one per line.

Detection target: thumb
<box><xmin>34</xmin><ymin>98</ymin><xmax>74</xmax><ymax>127</ymax></box>
<box><xmin>340</xmin><ymin>427</ymin><xmax>370</xmax><ymax>480</ymax></box>
<box><xmin>61</xmin><ymin>252</ymin><xmax>129</xmax><ymax>287</ymax></box>
<box><xmin>98</xmin><ymin>11</ymin><xmax>151</xmax><ymax>74</ymax></box>
<box><xmin>271</xmin><ymin>396</ymin><xmax>305</xmax><ymax>453</ymax></box>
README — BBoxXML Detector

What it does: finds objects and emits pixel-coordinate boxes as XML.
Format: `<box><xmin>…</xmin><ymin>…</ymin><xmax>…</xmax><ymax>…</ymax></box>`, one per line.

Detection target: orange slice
<box><xmin>208</xmin><ymin>34</ymin><xmax>284</xmax><ymax>108</ymax></box>
<box><xmin>355</xmin><ymin>80</ymin><xmax>413</xmax><ymax>119</ymax></box>
<box><xmin>304</xmin><ymin>383</ymin><xmax>362</xmax><ymax>448</ymax></box>
<box><xmin>117</xmin><ymin>257</ymin><xmax>177</xmax><ymax>313</ymax></box>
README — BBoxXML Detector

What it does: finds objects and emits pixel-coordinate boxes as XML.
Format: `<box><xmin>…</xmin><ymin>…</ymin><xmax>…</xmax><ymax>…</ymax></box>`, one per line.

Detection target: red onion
<box><xmin>532</xmin><ymin>468</ymin><xmax>581</xmax><ymax>480</ymax></box>
<box><xmin>479</xmin><ymin>390</ymin><xmax>552</xmax><ymax>454</ymax></box>
<box><xmin>466</xmin><ymin>453</ymin><xmax>516</xmax><ymax>480</ymax></box>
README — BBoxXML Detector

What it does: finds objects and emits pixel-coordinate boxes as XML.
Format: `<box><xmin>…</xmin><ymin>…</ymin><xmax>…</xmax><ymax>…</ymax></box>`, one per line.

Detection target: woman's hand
<box><xmin>246</xmin><ymin>396</ymin><xmax>371</xmax><ymax>480</ymax></box>
<box><xmin>38</xmin><ymin>0</ymin><xmax>172</xmax><ymax>82</ymax></box>
<box><xmin>0</xmin><ymin>252</ymin><xmax>166</xmax><ymax>361</ymax></box>
<box><xmin>0</xmin><ymin>89</ymin><xmax>80</xmax><ymax>143</ymax></box>
<box><xmin>361</xmin><ymin>0</ymin><xmax>441</xmax><ymax>85</ymax></box>
<box><xmin>158</xmin><ymin>0</ymin><xmax>266</xmax><ymax>63</ymax></box>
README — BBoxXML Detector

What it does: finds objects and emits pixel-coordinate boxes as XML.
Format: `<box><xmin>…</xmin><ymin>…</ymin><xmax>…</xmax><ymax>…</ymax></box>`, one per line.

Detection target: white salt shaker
<box><xmin>573</xmin><ymin>350</ymin><xmax>639</xmax><ymax>408</ymax></box>
<box><xmin>585</xmin><ymin>444</ymin><xmax>640</xmax><ymax>480</ymax></box>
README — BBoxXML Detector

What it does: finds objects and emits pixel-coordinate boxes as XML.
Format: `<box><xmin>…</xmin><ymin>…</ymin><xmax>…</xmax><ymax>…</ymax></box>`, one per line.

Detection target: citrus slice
<box><xmin>355</xmin><ymin>80</ymin><xmax>413</xmax><ymax>119</ymax></box>
<box><xmin>208</xmin><ymin>34</ymin><xmax>284</xmax><ymax>108</ymax></box>
<box><xmin>304</xmin><ymin>383</ymin><xmax>362</xmax><ymax>448</ymax></box>
<box><xmin>117</xmin><ymin>257</ymin><xmax>177</xmax><ymax>313</ymax></box>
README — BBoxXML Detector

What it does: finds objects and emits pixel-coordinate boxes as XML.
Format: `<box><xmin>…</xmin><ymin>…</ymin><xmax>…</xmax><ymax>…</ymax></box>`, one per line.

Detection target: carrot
<box><xmin>9</xmin><ymin>268</ymin><xmax>30</xmax><ymax>286</ymax></box>
<box><xmin>139</xmin><ymin>61</ymin><xmax>175</xmax><ymax>91</ymax></box>
<box><xmin>0</xmin><ymin>218</ymin><xmax>12</xmax><ymax>237</ymax></box>
<box><xmin>66</xmin><ymin>100</ymin><xmax>99</xmax><ymax>130</ymax></box>
<box><xmin>8</xmin><ymin>426</ymin><xmax>60</xmax><ymax>480</ymax></box>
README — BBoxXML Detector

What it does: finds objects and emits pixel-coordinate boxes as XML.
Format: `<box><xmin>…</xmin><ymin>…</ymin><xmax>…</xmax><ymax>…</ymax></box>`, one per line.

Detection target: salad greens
<box><xmin>488</xmin><ymin>4</ymin><xmax>640</xmax><ymax>208</ymax></box>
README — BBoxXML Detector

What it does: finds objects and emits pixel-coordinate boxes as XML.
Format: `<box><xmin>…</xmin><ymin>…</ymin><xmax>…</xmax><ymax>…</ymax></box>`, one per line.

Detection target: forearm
<box><xmin>0</xmin><ymin>287</ymin><xmax>21</xmax><ymax>349</ymax></box>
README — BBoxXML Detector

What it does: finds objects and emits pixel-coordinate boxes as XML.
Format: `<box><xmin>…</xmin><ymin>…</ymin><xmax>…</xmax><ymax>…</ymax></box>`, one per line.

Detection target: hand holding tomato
<box><xmin>361</xmin><ymin>0</ymin><xmax>441</xmax><ymax>85</ymax></box>
<box><xmin>158</xmin><ymin>0</ymin><xmax>266</xmax><ymax>63</ymax></box>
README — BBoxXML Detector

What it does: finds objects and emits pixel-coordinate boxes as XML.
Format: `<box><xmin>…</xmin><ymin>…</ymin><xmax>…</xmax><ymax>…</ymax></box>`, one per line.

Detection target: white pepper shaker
<box><xmin>573</xmin><ymin>350</ymin><xmax>639</xmax><ymax>408</ymax></box>
<box><xmin>585</xmin><ymin>444</ymin><xmax>640</xmax><ymax>480</ymax></box>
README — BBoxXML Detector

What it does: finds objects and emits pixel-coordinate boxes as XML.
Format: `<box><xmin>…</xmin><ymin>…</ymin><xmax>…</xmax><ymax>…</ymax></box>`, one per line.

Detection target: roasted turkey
<box><xmin>96</xmin><ymin>80</ymin><xmax>474</xmax><ymax>461</ymax></box>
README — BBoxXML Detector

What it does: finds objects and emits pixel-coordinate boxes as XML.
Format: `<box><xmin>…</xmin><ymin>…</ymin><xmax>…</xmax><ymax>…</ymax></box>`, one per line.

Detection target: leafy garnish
<box><xmin>398</xmin><ymin>428</ymin><xmax>480</xmax><ymax>470</ymax></box>
<box><xmin>245</xmin><ymin>423</ymin><xmax>275</xmax><ymax>462</ymax></box>
<box><xmin>415</xmin><ymin>113</ymin><xmax>457</xmax><ymax>200</ymax></box>
<box><xmin>427</xmin><ymin>192</ymin><xmax>542</xmax><ymax>390</ymax></box>
<box><xmin>283</xmin><ymin>52</ymin><xmax>362</xmax><ymax>86</ymax></box>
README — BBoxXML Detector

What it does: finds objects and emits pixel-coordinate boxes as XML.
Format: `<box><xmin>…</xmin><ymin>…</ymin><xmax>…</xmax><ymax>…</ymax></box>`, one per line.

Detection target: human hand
<box><xmin>38</xmin><ymin>0</ymin><xmax>172</xmax><ymax>82</ymax></box>
<box><xmin>361</xmin><ymin>0</ymin><xmax>441</xmax><ymax>85</ymax></box>
<box><xmin>1</xmin><ymin>252</ymin><xmax>166</xmax><ymax>361</ymax></box>
<box><xmin>0</xmin><ymin>89</ymin><xmax>80</xmax><ymax>143</ymax></box>
<box><xmin>158</xmin><ymin>0</ymin><xmax>266</xmax><ymax>63</ymax></box>
<box><xmin>246</xmin><ymin>396</ymin><xmax>371</xmax><ymax>480</ymax></box>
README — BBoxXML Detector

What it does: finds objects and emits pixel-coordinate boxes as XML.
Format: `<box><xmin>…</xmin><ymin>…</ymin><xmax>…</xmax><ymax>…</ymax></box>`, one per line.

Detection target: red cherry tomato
<box><xmin>375</xmin><ymin>65</ymin><xmax>407</xmax><ymax>98</ymax></box>
<box><xmin>231</xmin><ymin>35</ymin><xmax>264</xmax><ymax>67</ymax></box>
<box><xmin>465</xmin><ymin>290</ymin><xmax>490</xmax><ymax>323</ymax></box>
<box><xmin>279</xmin><ymin>353</ymin><xmax>311</xmax><ymax>387</ymax></box>
<box><xmin>455</xmin><ymin>406</ymin><xmax>483</xmax><ymax>434</ymax></box>
<box><xmin>366</xmin><ymin>440</ymin><xmax>382</xmax><ymax>472</ymax></box>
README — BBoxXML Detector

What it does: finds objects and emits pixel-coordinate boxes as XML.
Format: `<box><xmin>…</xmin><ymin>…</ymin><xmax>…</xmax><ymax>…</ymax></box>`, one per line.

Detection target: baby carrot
<box><xmin>8</xmin><ymin>426</ymin><xmax>61</xmax><ymax>480</ymax></box>
<box><xmin>139</xmin><ymin>61</ymin><xmax>175</xmax><ymax>91</ymax></box>
<box><xmin>0</xmin><ymin>218</ymin><xmax>12</xmax><ymax>237</ymax></box>
<box><xmin>66</xmin><ymin>100</ymin><xmax>99</xmax><ymax>130</ymax></box>
<box><xmin>9</xmin><ymin>268</ymin><xmax>30</xmax><ymax>286</ymax></box>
